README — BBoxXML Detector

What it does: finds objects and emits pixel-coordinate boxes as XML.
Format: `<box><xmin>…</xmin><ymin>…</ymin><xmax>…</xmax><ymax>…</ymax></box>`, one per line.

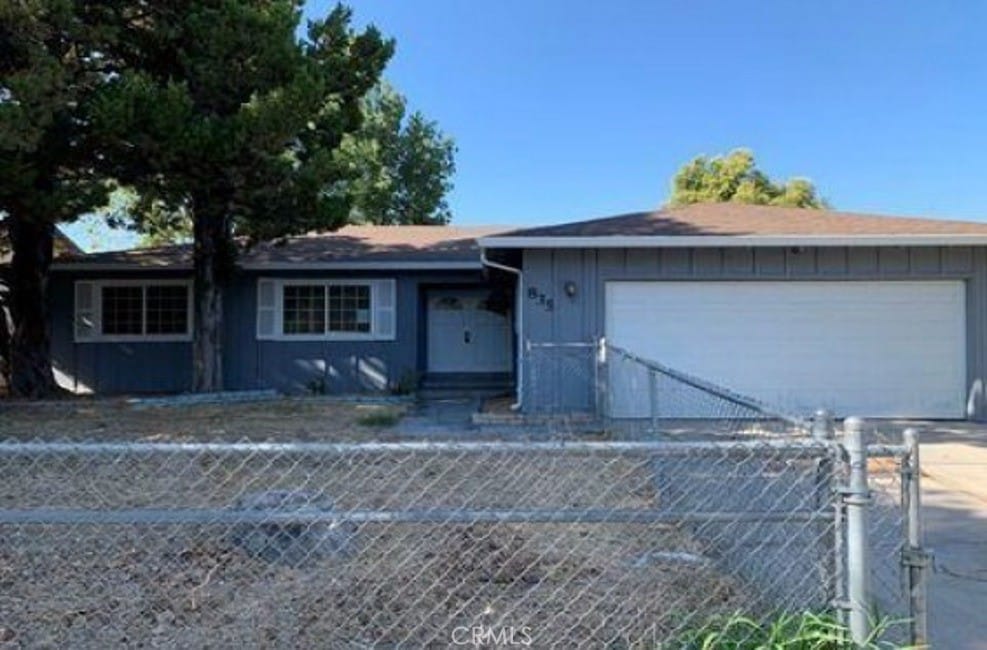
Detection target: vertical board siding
<box><xmin>51</xmin><ymin>269</ymin><xmax>495</xmax><ymax>396</ymax></box>
<box><xmin>878</xmin><ymin>248</ymin><xmax>910</xmax><ymax>274</ymax></box>
<box><xmin>48</xmin><ymin>272</ymin><xmax>195</xmax><ymax>395</ymax></box>
<box><xmin>910</xmin><ymin>248</ymin><xmax>941</xmax><ymax>275</ymax></box>
<box><xmin>624</xmin><ymin>249</ymin><xmax>659</xmax><ymax>276</ymax></box>
<box><xmin>847</xmin><ymin>248</ymin><xmax>879</xmax><ymax>274</ymax></box>
<box><xmin>944</xmin><ymin>247</ymin><xmax>973</xmax><ymax>273</ymax></box>
<box><xmin>817</xmin><ymin>248</ymin><xmax>848</xmax><ymax>276</ymax></box>
<box><xmin>754</xmin><ymin>249</ymin><xmax>786</xmax><ymax>276</ymax></box>
<box><xmin>967</xmin><ymin>248</ymin><xmax>987</xmax><ymax>417</ymax></box>
<box><xmin>522</xmin><ymin>250</ymin><xmax>554</xmax><ymax>343</ymax></box>
<box><xmin>660</xmin><ymin>249</ymin><xmax>691</xmax><ymax>275</ymax></box>
<box><xmin>693</xmin><ymin>248</ymin><xmax>723</xmax><ymax>277</ymax></box>
<box><xmin>553</xmin><ymin>249</ymin><xmax>585</xmax><ymax>342</ymax></box>
<box><xmin>786</xmin><ymin>248</ymin><xmax>817</xmax><ymax>275</ymax></box>
<box><xmin>521</xmin><ymin>246</ymin><xmax>987</xmax><ymax>419</ymax></box>
<box><xmin>723</xmin><ymin>248</ymin><xmax>755</xmax><ymax>275</ymax></box>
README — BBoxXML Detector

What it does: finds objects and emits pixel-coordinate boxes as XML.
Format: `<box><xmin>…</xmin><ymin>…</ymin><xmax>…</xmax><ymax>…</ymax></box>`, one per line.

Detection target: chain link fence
<box><xmin>526</xmin><ymin>340</ymin><xmax>810</xmax><ymax>439</ymax></box>
<box><xmin>0</xmin><ymin>437</ymin><xmax>924</xmax><ymax>647</ymax></box>
<box><xmin>0</xmin><ymin>340</ymin><xmax>928</xmax><ymax>647</ymax></box>
<box><xmin>525</xmin><ymin>339</ymin><xmax>928</xmax><ymax>647</ymax></box>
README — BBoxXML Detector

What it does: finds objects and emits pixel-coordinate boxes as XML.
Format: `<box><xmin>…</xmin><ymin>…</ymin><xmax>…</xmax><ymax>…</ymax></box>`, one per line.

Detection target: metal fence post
<box><xmin>649</xmin><ymin>370</ymin><xmax>659</xmax><ymax>432</ymax></box>
<box><xmin>843</xmin><ymin>416</ymin><xmax>873</xmax><ymax>645</ymax></box>
<box><xmin>526</xmin><ymin>339</ymin><xmax>537</xmax><ymax>413</ymax></box>
<box><xmin>811</xmin><ymin>410</ymin><xmax>837</xmax><ymax>605</ymax></box>
<box><xmin>812</xmin><ymin>409</ymin><xmax>834</xmax><ymax>441</ymax></box>
<box><xmin>902</xmin><ymin>428</ymin><xmax>930</xmax><ymax>647</ymax></box>
<box><xmin>596</xmin><ymin>337</ymin><xmax>609</xmax><ymax>424</ymax></box>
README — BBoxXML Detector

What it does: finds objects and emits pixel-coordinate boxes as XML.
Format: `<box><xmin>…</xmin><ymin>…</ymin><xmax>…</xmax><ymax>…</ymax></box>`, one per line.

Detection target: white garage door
<box><xmin>605</xmin><ymin>280</ymin><xmax>967</xmax><ymax>419</ymax></box>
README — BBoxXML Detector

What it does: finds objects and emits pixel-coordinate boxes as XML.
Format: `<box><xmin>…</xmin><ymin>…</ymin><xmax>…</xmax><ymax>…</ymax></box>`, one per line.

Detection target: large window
<box><xmin>256</xmin><ymin>278</ymin><xmax>394</xmax><ymax>341</ymax></box>
<box><xmin>281</xmin><ymin>283</ymin><xmax>371</xmax><ymax>336</ymax></box>
<box><xmin>283</xmin><ymin>285</ymin><xmax>326</xmax><ymax>334</ymax></box>
<box><xmin>101</xmin><ymin>285</ymin><xmax>144</xmax><ymax>335</ymax></box>
<box><xmin>145</xmin><ymin>285</ymin><xmax>191</xmax><ymax>335</ymax></box>
<box><xmin>75</xmin><ymin>281</ymin><xmax>191</xmax><ymax>341</ymax></box>
<box><xmin>327</xmin><ymin>284</ymin><xmax>371</xmax><ymax>333</ymax></box>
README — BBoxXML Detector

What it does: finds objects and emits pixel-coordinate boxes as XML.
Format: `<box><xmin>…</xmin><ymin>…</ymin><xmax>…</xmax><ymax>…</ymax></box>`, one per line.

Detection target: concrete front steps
<box><xmin>417</xmin><ymin>372</ymin><xmax>513</xmax><ymax>400</ymax></box>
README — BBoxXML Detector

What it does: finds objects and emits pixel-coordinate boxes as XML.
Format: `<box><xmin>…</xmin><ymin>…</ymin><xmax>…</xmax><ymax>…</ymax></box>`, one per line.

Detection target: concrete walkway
<box><xmin>913</xmin><ymin>423</ymin><xmax>987</xmax><ymax>650</ymax></box>
<box><xmin>395</xmin><ymin>397</ymin><xmax>481</xmax><ymax>437</ymax></box>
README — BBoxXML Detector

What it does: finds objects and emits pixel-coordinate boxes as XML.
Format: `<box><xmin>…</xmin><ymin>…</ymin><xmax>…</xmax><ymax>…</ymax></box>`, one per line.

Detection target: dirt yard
<box><xmin>0</xmin><ymin>398</ymin><xmax>786</xmax><ymax>647</ymax></box>
<box><xmin>0</xmin><ymin>396</ymin><xmax>407</xmax><ymax>442</ymax></box>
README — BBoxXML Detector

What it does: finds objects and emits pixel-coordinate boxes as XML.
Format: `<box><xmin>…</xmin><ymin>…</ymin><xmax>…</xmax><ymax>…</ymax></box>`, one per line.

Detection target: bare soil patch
<box><xmin>0</xmin><ymin>398</ymin><xmax>750</xmax><ymax>647</ymax></box>
<box><xmin>0</xmin><ymin>397</ymin><xmax>406</xmax><ymax>442</ymax></box>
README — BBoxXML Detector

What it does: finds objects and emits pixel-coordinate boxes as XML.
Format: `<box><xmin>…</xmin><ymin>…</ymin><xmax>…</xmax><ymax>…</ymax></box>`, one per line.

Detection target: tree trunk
<box><xmin>7</xmin><ymin>217</ymin><xmax>58</xmax><ymax>398</ymax></box>
<box><xmin>191</xmin><ymin>209</ymin><xmax>228</xmax><ymax>393</ymax></box>
<box><xmin>0</xmin><ymin>281</ymin><xmax>11</xmax><ymax>392</ymax></box>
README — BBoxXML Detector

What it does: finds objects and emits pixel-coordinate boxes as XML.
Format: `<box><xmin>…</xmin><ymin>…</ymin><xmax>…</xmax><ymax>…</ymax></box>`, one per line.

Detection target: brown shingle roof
<box><xmin>54</xmin><ymin>224</ymin><xmax>513</xmax><ymax>269</ymax></box>
<box><xmin>492</xmin><ymin>203</ymin><xmax>987</xmax><ymax>238</ymax></box>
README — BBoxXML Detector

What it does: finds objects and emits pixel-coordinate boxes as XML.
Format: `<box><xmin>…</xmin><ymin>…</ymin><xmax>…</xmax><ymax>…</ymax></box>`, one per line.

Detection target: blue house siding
<box><xmin>49</xmin><ymin>270</ymin><xmax>194</xmax><ymax>394</ymax></box>
<box><xmin>519</xmin><ymin>246</ymin><xmax>987</xmax><ymax>419</ymax></box>
<box><xmin>50</xmin><ymin>268</ymin><xmax>493</xmax><ymax>395</ymax></box>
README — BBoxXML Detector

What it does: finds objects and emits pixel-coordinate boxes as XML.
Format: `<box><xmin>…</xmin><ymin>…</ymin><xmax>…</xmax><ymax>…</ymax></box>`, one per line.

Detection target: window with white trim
<box><xmin>282</xmin><ymin>283</ymin><xmax>371</xmax><ymax>335</ymax></box>
<box><xmin>256</xmin><ymin>278</ymin><xmax>395</xmax><ymax>341</ymax></box>
<box><xmin>327</xmin><ymin>284</ymin><xmax>371</xmax><ymax>333</ymax></box>
<box><xmin>283</xmin><ymin>285</ymin><xmax>326</xmax><ymax>334</ymax></box>
<box><xmin>74</xmin><ymin>280</ymin><xmax>192</xmax><ymax>341</ymax></box>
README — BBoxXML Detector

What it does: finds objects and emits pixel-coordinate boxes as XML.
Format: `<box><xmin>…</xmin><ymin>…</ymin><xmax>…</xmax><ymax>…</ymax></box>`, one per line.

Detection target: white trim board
<box><xmin>73</xmin><ymin>279</ymin><xmax>194</xmax><ymax>343</ymax></box>
<box><xmin>479</xmin><ymin>234</ymin><xmax>987</xmax><ymax>249</ymax></box>
<box><xmin>255</xmin><ymin>277</ymin><xmax>397</xmax><ymax>342</ymax></box>
<box><xmin>52</xmin><ymin>261</ymin><xmax>482</xmax><ymax>272</ymax></box>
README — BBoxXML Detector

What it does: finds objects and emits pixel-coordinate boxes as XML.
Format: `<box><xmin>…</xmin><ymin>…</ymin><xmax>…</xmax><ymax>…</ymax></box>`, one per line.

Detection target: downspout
<box><xmin>480</xmin><ymin>249</ymin><xmax>523</xmax><ymax>411</ymax></box>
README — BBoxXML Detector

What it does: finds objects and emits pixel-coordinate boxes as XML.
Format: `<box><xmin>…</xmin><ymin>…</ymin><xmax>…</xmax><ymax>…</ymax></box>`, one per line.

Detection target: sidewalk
<box><xmin>918</xmin><ymin>430</ymin><xmax>987</xmax><ymax>650</ymax></box>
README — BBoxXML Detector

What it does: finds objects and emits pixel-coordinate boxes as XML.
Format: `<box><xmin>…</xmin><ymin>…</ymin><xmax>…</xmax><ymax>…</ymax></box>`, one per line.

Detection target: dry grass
<box><xmin>0</xmin><ymin>397</ymin><xmax>408</xmax><ymax>442</ymax></box>
<box><xmin>0</xmin><ymin>397</ymin><xmax>753</xmax><ymax>647</ymax></box>
<box><xmin>0</xmin><ymin>522</ymin><xmax>745</xmax><ymax>648</ymax></box>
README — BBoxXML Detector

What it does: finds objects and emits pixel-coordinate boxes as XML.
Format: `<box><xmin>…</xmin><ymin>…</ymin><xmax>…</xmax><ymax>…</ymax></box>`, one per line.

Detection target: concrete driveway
<box><xmin>900</xmin><ymin>422</ymin><xmax>987</xmax><ymax>650</ymax></box>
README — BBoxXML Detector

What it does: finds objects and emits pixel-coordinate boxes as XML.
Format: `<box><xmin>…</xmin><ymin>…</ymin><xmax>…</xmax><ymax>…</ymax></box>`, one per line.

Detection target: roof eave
<box><xmin>50</xmin><ymin>260</ymin><xmax>484</xmax><ymax>272</ymax></box>
<box><xmin>478</xmin><ymin>234</ymin><xmax>987</xmax><ymax>249</ymax></box>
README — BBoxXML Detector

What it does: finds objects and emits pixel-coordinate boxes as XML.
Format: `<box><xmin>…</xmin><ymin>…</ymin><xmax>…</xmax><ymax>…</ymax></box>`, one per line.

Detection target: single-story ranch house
<box><xmin>41</xmin><ymin>203</ymin><xmax>987</xmax><ymax>420</ymax></box>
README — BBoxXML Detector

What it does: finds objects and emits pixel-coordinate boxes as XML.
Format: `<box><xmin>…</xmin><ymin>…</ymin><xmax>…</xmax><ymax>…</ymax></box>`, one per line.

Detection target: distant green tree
<box><xmin>92</xmin><ymin>3</ymin><xmax>393</xmax><ymax>391</ymax></box>
<box><xmin>668</xmin><ymin>149</ymin><xmax>827</xmax><ymax>209</ymax></box>
<box><xmin>336</xmin><ymin>82</ymin><xmax>456</xmax><ymax>225</ymax></box>
<box><xmin>97</xmin><ymin>188</ymin><xmax>191</xmax><ymax>248</ymax></box>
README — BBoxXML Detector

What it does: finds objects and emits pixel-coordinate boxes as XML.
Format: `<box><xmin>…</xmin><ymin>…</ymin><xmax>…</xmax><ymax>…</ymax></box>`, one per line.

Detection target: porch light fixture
<box><xmin>563</xmin><ymin>280</ymin><xmax>577</xmax><ymax>298</ymax></box>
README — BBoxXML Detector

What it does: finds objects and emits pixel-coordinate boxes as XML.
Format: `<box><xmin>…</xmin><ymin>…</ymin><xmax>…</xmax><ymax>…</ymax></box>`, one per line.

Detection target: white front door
<box><xmin>605</xmin><ymin>280</ymin><xmax>967</xmax><ymax>418</ymax></box>
<box><xmin>428</xmin><ymin>290</ymin><xmax>512</xmax><ymax>373</ymax></box>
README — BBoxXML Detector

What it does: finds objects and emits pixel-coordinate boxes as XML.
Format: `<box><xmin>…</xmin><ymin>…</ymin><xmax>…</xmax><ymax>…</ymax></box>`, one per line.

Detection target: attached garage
<box><xmin>605</xmin><ymin>280</ymin><xmax>967</xmax><ymax>418</ymax></box>
<box><xmin>481</xmin><ymin>203</ymin><xmax>987</xmax><ymax>420</ymax></box>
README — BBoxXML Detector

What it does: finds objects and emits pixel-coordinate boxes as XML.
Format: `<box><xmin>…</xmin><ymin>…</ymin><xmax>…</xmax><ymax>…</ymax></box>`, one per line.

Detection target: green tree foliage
<box><xmin>0</xmin><ymin>1</ymin><xmax>116</xmax><ymax>396</ymax></box>
<box><xmin>124</xmin><ymin>79</ymin><xmax>456</xmax><ymax>244</ymax></box>
<box><xmin>669</xmin><ymin>149</ymin><xmax>827</xmax><ymax>209</ymax></box>
<box><xmin>92</xmin><ymin>2</ymin><xmax>393</xmax><ymax>391</ymax></box>
<box><xmin>98</xmin><ymin>188</ymin><xmax>192</xmax><ymax>248</ymax></box>
<box><xmin>336</xmin><ymin>82</ymin><xmax>456</xmax><ymax>225</ymax></box>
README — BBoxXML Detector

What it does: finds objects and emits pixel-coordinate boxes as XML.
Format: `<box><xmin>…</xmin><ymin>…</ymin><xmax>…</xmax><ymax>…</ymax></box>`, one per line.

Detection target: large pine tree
<box><xmin>92</xmin><ymin>2</ymin><xmax>393</xmax><ymax>391</ymax></box>
<box><xmin>0</xmin><ymin>1</ymin><xmax>115</xmax><ymax>396</ymax></box>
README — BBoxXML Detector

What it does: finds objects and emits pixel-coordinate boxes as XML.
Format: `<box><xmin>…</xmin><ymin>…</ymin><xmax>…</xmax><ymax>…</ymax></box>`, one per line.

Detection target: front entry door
<box><xmin>427</xmin><ymin>290</ymin><xmax>512</xmax><ymax>373</ymax></box>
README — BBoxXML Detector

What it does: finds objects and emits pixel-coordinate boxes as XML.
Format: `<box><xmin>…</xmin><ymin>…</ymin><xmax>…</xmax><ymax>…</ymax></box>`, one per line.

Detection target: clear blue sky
<box><xmin>65</xmin><ymin>1</ymin><xmax>987</xmax><ymax>249</ymax></box>
<box><xmin>329</xmin><ymin>0</ymin><xmax>987</xmax><ymax>225</ymax></box>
